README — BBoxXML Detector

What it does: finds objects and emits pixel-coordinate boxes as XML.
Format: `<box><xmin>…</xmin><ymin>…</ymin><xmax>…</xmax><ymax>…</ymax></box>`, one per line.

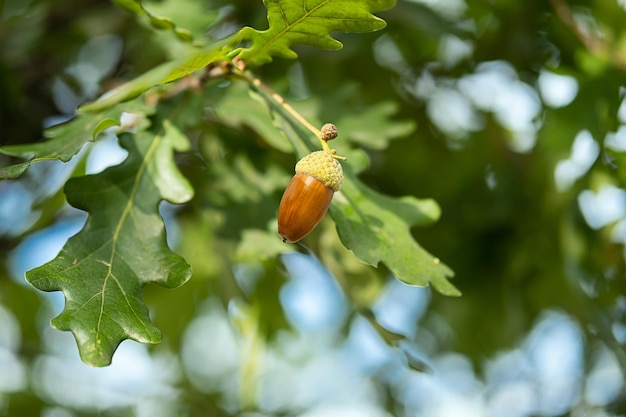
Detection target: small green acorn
<box><xmin>278</xmin><ymin>150</ymin><xmax>344</xmax><ymax>243</ymax></box>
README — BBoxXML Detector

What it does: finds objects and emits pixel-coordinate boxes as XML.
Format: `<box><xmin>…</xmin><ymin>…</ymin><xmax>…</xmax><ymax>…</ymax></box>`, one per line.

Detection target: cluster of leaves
<box><xmin>0</xmin><ymin>0</ymin><xmax>457</xmax><ymax>366</ymax></box>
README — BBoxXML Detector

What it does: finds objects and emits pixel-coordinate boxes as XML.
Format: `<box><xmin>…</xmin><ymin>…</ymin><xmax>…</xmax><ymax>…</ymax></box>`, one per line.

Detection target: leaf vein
<box><xmin>95</xmin><ymin>134</ymin><xmax>162</xmax><ymax>342</ymax></box>
<box><xmin>74</xmin><ymin>291</ymin><xmax>105</xmax><ymax>316</ymax></box>
<box><xmin>110</xmin><ymin>271</ymin><xmax>152</xmax><ymax>336</ymax></box>
<box><xmin>249</xmin><ymin>0</ymin><xmax>331</xmax><ymax>61</ymax></box>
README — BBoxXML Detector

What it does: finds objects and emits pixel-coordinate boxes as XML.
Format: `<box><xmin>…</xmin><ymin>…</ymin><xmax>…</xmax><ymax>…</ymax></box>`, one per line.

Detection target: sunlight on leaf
<box><xmin>149</xmin><ymin>121</ymin><xmax>193</xmax><ymax>202</ymax></box>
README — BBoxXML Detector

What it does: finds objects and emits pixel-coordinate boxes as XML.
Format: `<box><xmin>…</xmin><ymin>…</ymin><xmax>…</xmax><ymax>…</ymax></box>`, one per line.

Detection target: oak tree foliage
<box><xmin>0</xmin><ymin>0</ymin><xmax>457</xmax><ymax>367</ymax></box>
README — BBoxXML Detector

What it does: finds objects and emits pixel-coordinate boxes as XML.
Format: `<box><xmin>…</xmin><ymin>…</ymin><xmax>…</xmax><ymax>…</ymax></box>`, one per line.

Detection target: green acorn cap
<box><xmin>295</xmin><ymin>151</ymin><xmax>343</xmax><ymax>192</ymax></box>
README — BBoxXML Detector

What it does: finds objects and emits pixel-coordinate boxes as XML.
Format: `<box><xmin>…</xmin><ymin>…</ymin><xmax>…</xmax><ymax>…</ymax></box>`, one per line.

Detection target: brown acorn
<box><xmin>278</xmin><ymin>150</ymin><xmax>344</xmax><ymax>243</ymax></box>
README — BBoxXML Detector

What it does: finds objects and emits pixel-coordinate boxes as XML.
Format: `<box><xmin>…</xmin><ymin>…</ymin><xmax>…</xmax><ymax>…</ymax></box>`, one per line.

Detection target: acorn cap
<box><xmin>295</xmin><ymin>151</ymin><xmax>343</xmax><ymax>192</ymax></box>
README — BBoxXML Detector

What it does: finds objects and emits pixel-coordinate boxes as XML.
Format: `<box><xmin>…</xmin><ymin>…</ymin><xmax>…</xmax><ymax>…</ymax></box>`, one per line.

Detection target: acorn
<box><xmin>278</xmin><ymin>150</ymin><xmax>344</xmax><ymax>243</ymax></box>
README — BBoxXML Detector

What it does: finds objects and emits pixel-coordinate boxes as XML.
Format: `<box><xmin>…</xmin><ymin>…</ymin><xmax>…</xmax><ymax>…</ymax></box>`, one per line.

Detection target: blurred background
<box><xmin>1</xmin><ymin>0</ymin><xmax>626</xmax><ymax>416</ymax></box>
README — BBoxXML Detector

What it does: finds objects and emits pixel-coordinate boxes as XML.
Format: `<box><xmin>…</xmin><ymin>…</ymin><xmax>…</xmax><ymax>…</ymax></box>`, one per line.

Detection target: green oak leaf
<box><xmin>234</xmin><ymin>0</ymin><xmax>396</xmax><ymax>65</ymax></box>
<box><xmin>330</xmin><ymin>165</ymin><xmax>459</xmax><ymax>295</ymax></box>
<box><xmin>0</xmin><ymin>99</ymin><xmax>153</xmax><ymax>179</ymax></box>
<box><xmin>25</xmin><ymin>124</ymin><xmax>193</xmax><ymax>367</ymax></box>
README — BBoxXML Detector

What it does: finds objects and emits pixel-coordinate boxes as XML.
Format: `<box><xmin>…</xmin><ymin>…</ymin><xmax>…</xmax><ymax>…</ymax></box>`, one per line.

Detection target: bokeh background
<box><xmin>2</xmin><ymin>0</ymin><xmax>626</xmax><ymax>416</ymax></box>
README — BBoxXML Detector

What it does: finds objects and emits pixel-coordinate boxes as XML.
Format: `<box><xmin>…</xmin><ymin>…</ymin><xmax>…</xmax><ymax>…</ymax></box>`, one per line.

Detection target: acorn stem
<box><xmin>237</xmin><ymin>70</ymin><xmax>347</xmax><ymax>160</ymax></box>
<box><xmin>321</xmin><ymin>142</ymin><xmax>347</xmax><ymax>160</ymax></box>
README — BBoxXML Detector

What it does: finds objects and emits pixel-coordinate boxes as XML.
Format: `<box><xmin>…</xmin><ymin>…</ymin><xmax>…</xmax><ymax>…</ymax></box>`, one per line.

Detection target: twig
<box><xmin>239</xmin><ymin>72</ymin><xmax>320</xmax><ymax>136</ymax></box>
<box><xmin>233</xmin><ymin>69</ymin><xmax>346</xmax><ymax>159</ymax></box>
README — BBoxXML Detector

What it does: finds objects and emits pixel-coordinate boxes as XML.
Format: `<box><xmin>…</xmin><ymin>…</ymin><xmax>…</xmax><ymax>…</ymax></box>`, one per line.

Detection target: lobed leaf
<box><xmin>234</xmin><ymin>0</ymin><xmax>396</xmax><ymax>65</ymax></box>
<box><xmin>330</xmin><ymin>167</ymin><xmax>459</xmax><ymax>296</ymax></box>
<box><xmin>25</xmin><ymin>124</ymin><xmax>193</xmax><ymax>366</ymax></box>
